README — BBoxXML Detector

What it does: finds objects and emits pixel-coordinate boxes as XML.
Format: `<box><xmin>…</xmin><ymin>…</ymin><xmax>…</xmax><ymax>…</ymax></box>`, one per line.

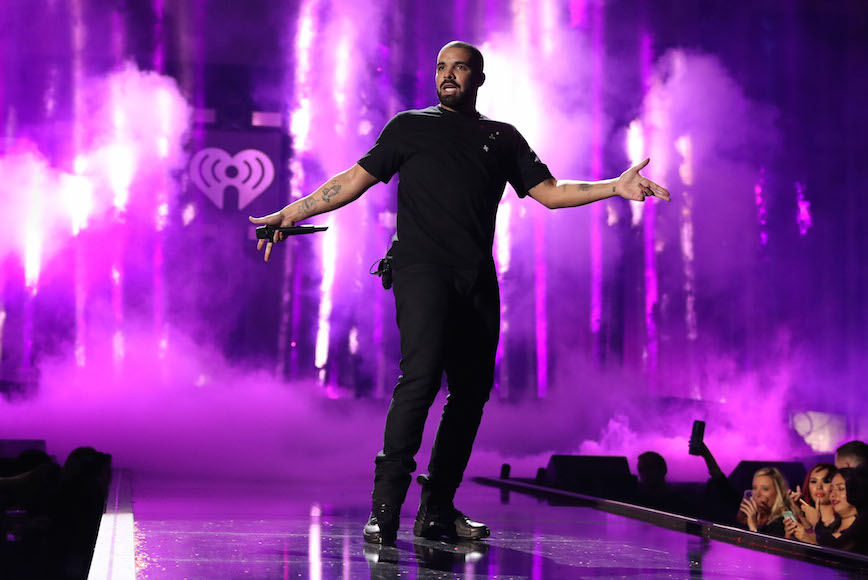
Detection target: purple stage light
<box><xmin>314</xmin><ymin>213</ymin><xmax>336</xmax><ymax>387</ymax></box>
<box><xmin>755</xmin><ymin>168</ymin><xmax>769</xmax><ymax>246</ymax></box>
<box><xmin>534</xmin><ymin>215</ymin><xmax>548</xmax><ymax>398</ymax></box>
<box><xmin>795</xmin><ymin>181</ymin><xmax>812</xmax><ymax>236</ymax></box>
<box><xmin>675</xmin><ymin>135</ymin><xmax>699</xmax><ymax>397</ymax></box>
<box><xmin>640</xmin><ymin>38</ymin><xmax>668</xmax><ymax>385</ymax></box>
<box><xmin>24</xmin><ymin>217</ymin><xmax>41</xmax><ymax>295</ymax></box>
<box><xmin>64</xmin><ymin>172</ymin><xmax>94</xmax><ymax>237</ymax></box>
<box><xmin>493</xmin><ymin>200</ymin><xmax>510</xmax><ymax>394</ymax></box>
<box><xmin>279</xmin><ymin>0</ymin><xmax>319</xmax><ymax>379</ymax></box>
<box><xmin>532</xmin><ymin>529</ymin><xmax>544</xmax><ymax>580</ymax></box>
<box><xmin>569</xmin><ymin>0</ymin><xmax>587</xmax><ymax>27</ymax></box>
<box><xmin>107</xmin><ymin>144</ymin><xmax>135</xmax><ymax>211</ymax></box>
<box><xmin>540</xmin><ymin>0</ymin><xmax>558</xmax><ymax>57</ymax></box>
<box><xmin>589</xmin><ymin>0</ymin><xmax>604</xmax><ymax>354</ymax></box>
<box><xmin>309</xmin><ymin>503</ymin><xmax>322</xmax><ymax>580</ymax></box>
<box><xmin>494</xmin><ymin>202</ymin><xmax>512</xmax><ymax>275</ymax></box>
<box><xmin>626</xmin><ymin>120</ymin><xmax>646</xmax><ymax>226</ymax></box>
<box><xmin>0</xmin><ymin>278</ymin><xmax>5</xmax><ymax>364</ymax></box>
<box><xmin>643</xmin><ymin>189</ymin><xmax>659</xmax><ymax>378</ymax></box>
<box><xmin>675</xmin><ymin>136</ymin><xmax>698</xmax><ymax>349</ymax></box>
<box><xmin>152</xmin><ymin>0</ymin><xmax>165</xmax><ymax>72</ymax></box>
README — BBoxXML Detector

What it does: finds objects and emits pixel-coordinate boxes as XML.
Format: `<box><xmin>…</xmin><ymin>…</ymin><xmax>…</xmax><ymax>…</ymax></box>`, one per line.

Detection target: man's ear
<box><xmin>476</xmin><ymin>72</ymin><xmax>486</xmax><ymax>88</ymax></box>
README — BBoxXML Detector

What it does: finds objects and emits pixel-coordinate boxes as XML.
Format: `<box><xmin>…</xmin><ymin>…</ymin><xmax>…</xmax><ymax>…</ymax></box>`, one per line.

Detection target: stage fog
<box><xmin>1</xmin><ymin>0</ymin><xmax>865</xmax><ymax>485</ymax></box>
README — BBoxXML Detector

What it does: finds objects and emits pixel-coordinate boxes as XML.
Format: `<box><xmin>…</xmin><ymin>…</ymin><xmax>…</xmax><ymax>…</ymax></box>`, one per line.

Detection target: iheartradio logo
<box><xmin>189</xmin><ymin>148</ymin><xmax>275</xmax><ymax>209</ymax></box>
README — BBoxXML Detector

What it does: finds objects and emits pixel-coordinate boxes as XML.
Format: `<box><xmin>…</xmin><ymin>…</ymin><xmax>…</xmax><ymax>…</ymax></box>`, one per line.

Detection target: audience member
<box><xmin>792</xmin><ymin>463</ymin><xmax>836</xmax><ymax>529</ymax></box>
<box><xmin>637</xmin><ymin>452</ymin><xmax>667</xmax><ymax>491</ymax></box>
<box><xmin>788</xmin><ymin>468</ymin><xmax>868</xmax><ymax>555</ymax></box>
<box><xmin>784</xmin><ymin>463</ymin><xmax>838</xmax><ymax>544</ymax></box>
<box><xmin>634</xmin><ymin>451</ymin><xmax>679</xmax><ymax>513</ymax></box>
<box><xmin>737</xmin><ymin>467</ymin><xmax>795</xmax><ymax>537</ymax></box>
<box><xmin>694</xmin><ymin>441</ymin><xmax>741</xmax><ymax>523</ymax></box>
<box><xmin>835</xmin><ymin>441</ymin><xmax>868</xmax><ymax>469</ymax></box>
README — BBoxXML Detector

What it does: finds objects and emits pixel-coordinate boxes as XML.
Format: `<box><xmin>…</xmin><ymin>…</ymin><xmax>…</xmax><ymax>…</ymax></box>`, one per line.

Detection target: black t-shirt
<box><xmin>358</xmin><ymin>105</ymin><xmax>552</xmax><ymax>269</ymax></box>
<box><xmin>816</xmin><ymin>515</ymin><xmax>868</xmax><ymax>555</ymax></box>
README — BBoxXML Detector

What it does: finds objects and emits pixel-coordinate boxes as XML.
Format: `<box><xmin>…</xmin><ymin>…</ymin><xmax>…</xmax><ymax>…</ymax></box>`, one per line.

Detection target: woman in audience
<box><xmin>737</xmin><ymin>466</ymin><xmax>795</xmax><ymax>537</ymax></box>
<box><xmin>786</xmin><ymin>462</ymin><xmax>836</xmax><ymax>536</ymax></box>
<box><xmin>787</xmin><ymin>468</ymin><xmax>868</xmax><ymax>554</ymax></box>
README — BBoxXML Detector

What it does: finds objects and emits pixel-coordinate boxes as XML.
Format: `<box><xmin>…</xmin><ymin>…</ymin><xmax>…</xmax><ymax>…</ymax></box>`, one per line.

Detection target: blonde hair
<box><xmin>754</xmin><ymin>467</ymin><xmax>795</xmax><ymax>523</ymax></box>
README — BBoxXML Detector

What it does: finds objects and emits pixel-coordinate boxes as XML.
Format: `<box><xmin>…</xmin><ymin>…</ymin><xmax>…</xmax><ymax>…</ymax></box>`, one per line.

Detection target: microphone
<box><xmin>255</xmin><ymin>225</ymin><xmax>329</xmax><ymax>239</ymax></box>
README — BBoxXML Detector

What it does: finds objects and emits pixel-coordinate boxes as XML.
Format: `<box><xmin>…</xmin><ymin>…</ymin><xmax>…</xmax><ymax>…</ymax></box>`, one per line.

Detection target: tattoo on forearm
<box><xmin>322</xmin><ymin>180</ymin><xmax>341</xmax><ymax>203</ymax></box>
<box><xmin>612</xmin><ymin>186</ymin><xmax>616</xmax><ymax>193</ymax></box>
<box><xmin>579</xmin><ymin>183</ymin><xmax>591</xmax><ymax>192</ymax></box>
<box><xmin>301</xmin><ymin>197</ymin><xmax>318</xmax><ymax>214</ymax></box>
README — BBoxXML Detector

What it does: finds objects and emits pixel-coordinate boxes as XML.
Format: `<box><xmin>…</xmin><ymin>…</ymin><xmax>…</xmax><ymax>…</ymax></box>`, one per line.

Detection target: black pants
<box><xmin>372</xmin><ymin>261</ymin><xmax>500</xmax><ymax>508</ymax></box>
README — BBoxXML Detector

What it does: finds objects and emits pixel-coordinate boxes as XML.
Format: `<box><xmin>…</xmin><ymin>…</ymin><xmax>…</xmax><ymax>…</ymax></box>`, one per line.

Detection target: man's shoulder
<box><xmin>379</xmin><ymin>107</ymin><xmax>441</xmax><ymax>133</ymax></box>
<box><xmin>391</xmin><ymin>106</ymin><xmax>442</xmax><ymax>120</ymax></box>
<box><xmin>389</xmin><ymin>108</ymin><xmax>514</xmax><ymax>129</ymax></box>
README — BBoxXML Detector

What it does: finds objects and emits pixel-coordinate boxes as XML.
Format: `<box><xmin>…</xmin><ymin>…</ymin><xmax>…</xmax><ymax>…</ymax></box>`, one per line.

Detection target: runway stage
<box><xmin>93</xmin><ymin>472</ymin><xmax>862</xmax><ymax>579</ymax></box>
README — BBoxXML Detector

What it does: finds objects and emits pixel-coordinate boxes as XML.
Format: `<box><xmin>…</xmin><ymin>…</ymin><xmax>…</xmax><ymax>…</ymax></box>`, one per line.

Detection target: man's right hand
<box><xmin>249</xmin><ymin>210</ymin><xmax>295</xmax><ymax>262</ymax></box>
<box><xmin>247</xmin><ymin>164</ymin><xmax>378</xmax><ymax>262</ymax></box>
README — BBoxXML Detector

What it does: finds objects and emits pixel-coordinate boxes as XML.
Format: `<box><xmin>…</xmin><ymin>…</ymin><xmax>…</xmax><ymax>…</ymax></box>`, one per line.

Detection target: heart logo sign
<box><xmin>189</xmin><ymin>148</ymin><xmax>275</xmax><ymax>209</ymax></box>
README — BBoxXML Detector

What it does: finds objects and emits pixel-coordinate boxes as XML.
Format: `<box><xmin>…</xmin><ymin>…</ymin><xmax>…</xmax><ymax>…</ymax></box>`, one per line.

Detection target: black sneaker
<box><xmin>413</xmin><ymin>503</ymin><xmax>490</xmax><ymax>540</ymax></box>
<box><xmin>364</xmin><ymin>502</ymin><xmax>400</xmax><ymax>545</ymax></box>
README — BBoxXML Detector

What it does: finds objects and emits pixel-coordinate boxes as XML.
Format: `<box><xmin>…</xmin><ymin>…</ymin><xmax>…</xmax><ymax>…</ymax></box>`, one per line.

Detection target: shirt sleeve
<box><xmin>357</xmin><ymin>114</ymin><xmax>405</xmax><ymax>184</ymax></box>
<box><xmin>508</xmin><ymin>126</ymin><xmax>553</xmax><ymax>198</ymax></box>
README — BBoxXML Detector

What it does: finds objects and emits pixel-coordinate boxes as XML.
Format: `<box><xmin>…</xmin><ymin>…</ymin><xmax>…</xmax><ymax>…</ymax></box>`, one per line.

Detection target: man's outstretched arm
<box><xmin>527</xmin><ymin>158</ymin><xmax>671</xmax><ymax>209</ymax></box>
<box><xmin>249</xmin><ymin>163</ymin><xmax>380</xmax><ymax>261</ymax></box>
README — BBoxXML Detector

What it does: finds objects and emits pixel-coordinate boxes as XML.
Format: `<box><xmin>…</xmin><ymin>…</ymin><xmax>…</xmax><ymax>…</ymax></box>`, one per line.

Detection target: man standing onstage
<box><xmin>250</xmin><ymin>41</ymin><xmax>670</xmax><ymax>544</ymax></box>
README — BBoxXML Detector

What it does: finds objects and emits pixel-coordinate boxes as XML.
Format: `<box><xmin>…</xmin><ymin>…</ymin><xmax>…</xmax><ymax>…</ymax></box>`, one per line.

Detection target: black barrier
<box><xmin>543</xmin><ymin>455</ymin><xmax>637</xmax><ymax>501</ymax></box>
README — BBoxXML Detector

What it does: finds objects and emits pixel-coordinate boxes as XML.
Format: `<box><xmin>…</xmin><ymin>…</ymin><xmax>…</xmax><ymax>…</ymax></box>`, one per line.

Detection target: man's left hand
<box><xmin>616</xmin><ymin>158</ymin><xmax>671</xmax><ymax>202</ymax></box>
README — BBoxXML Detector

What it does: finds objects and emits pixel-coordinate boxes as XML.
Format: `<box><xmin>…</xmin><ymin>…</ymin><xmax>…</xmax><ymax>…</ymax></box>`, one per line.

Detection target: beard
<box><xmin>437</xmin><ymin>86</ymin><xmax>469</xmax><ymax>109</ymax></box>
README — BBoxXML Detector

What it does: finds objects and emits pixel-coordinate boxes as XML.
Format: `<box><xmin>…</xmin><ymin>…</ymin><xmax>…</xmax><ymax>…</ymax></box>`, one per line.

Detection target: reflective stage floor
<box><xmin>129</xmin><ymin>476</ymin><xmax>856</xmax><ymax>579</ymax></box>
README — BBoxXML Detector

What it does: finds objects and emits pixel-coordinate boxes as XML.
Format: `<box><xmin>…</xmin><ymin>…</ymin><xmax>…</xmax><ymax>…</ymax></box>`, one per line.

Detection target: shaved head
<box><xmin>836</xmin><ymin>440</ymin><xmax>868</xmax><ymax>468</ymax></box>
<box><xmin>440</xmin><ymin>41</ymin><xmax>484</xmax><ymax>78</ymax></box>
